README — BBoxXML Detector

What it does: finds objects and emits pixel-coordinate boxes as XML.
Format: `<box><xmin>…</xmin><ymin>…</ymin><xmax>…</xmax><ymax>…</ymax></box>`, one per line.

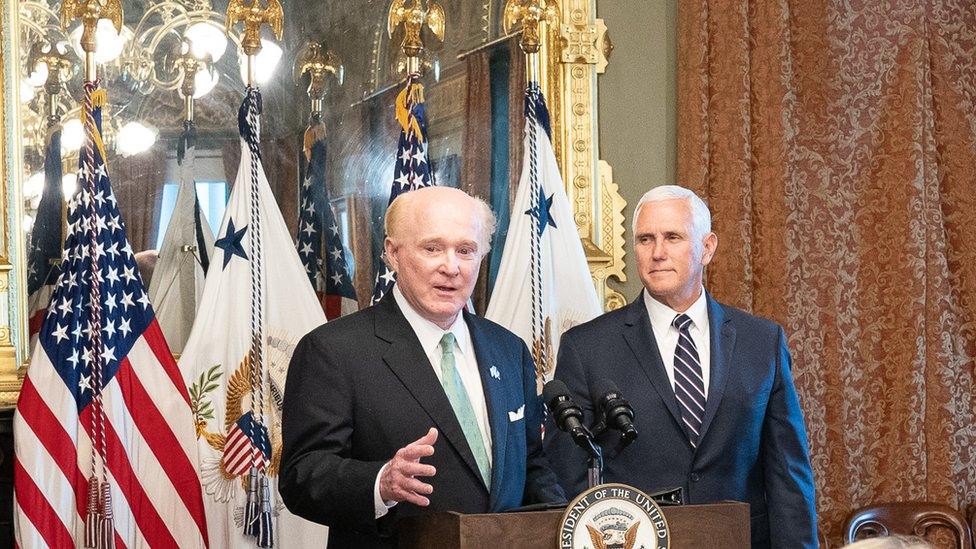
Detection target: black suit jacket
<box><xmin>279</xmin><ymin>294</ymin><xmax>564</xmax><ymax>548</ymax></box>
<box><xmin>544</xmin><ymin>293</ymin><xmax>817</xmax><ymax>549</ymax></box>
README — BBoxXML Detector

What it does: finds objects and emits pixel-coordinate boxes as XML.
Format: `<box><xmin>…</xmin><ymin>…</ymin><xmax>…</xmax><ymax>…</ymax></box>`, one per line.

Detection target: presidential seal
<box><xmin>558</xmin><ymin>484</ymin><xmax>670</xmax><ymax>549</ymax></box>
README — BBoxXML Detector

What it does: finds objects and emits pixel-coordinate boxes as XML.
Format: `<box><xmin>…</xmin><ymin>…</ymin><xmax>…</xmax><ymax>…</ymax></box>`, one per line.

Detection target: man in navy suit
<box><xmin>280</xmin><ymin>186</ymin><xmax>564</xmax><ymax>548</ymax></box>
<box><xmin>544</xmin><ymin>185</ymin><xmax>817</xmax><ymax>548</ymax></box>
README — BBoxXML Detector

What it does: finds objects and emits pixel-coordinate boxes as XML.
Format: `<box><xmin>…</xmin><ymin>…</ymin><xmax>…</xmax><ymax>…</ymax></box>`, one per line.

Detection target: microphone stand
<box><xmin>586</xmin><ymin>443</ymin><xmax>603</xmax><ymax>488</ymax></box>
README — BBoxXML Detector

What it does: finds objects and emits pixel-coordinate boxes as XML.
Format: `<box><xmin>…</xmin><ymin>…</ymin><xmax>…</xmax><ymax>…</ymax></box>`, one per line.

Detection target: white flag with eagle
<box><xmin>178</xmin><ymin>88</ymin><xmax>327</xmax><ymax>547</ymax></box>
<box><xmin>486</xmin><ymin>84</ymin><xmax>602</xmax><ymax>384</ymax></box>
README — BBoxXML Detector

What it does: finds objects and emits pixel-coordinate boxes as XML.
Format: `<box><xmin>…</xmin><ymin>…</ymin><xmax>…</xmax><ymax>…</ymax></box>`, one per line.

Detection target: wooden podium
<box><xmin>398</xmin><ymin>501</ymin><xmax>750</xmax><ymax>548</ymax></box>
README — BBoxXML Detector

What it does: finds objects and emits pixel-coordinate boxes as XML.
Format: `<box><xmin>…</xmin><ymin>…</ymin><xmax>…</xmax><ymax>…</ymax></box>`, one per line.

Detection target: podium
<box><xmin>398</xmin><ymin>501</ymin><xmax>750</xmax><ymax>548</ymax></box>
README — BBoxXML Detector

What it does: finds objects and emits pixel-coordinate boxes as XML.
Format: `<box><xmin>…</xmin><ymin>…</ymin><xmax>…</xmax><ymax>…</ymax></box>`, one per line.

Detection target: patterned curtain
<box><xmin>677</xmin><ymin>0</ymin><xmax>976</xmax><ymax>543</ymax></box>
<box><xmin>462</xmin><ymin>47</ymin><xmax>493</xmax><ymax>313</ymax></box>
<box><xmin>112</xmin><ymin>144</ymin><xmax>167</xmax><ymax>253</ymax></box>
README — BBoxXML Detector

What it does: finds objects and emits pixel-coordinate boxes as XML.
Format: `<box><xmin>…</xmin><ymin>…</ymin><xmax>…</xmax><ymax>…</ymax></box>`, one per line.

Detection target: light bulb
<box><xmin>24</xmin><ymin>172</ymin><xmax>45</xmax><ymax>198</ymax></box>
<box><xmin>62</xmin><ymin>173</ymin><xmax>78</xmax><ymax>200</ymax></box>
<box><xmin>185</xmin><ymin>22</ymin><xmax>228</xmax><ymax>62</ymax></box>
<box><xmin>238</xmin><ymin>39</ymin><xmax>282</xmax><ymax>85</ymax></box>
<box><xmin>116</xmin><ymin>121</ymin><xmax>157</xmax><ymax>157</ymax></box>
<box><xmin>61</xmin><ymin>118</ymin><xmax>84</xmax><ymax>153</ymax></box>
<box><xmin>192</xmin><ymin>68</ymin><xmax>219</xmax><ymax>99</ymax></box>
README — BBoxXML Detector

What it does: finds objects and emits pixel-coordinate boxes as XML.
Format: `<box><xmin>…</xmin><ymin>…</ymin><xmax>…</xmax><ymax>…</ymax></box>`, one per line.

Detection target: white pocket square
<box><xmin>508</xmin><ymin>405</ymin><xmax>525</xmax><ymax>422</ymax></box>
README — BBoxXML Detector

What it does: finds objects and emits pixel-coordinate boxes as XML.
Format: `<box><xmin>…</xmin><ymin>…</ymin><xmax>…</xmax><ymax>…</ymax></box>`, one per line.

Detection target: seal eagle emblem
<box><xmin>558</xmin><ymin>484</ymin><xmax>670</xmax><ymax>549</ymax></box>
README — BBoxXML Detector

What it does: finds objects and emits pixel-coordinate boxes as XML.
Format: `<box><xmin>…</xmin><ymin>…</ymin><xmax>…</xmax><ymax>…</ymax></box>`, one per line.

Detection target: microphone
<box><xmin>543</xmin><ymin>380</ymin><xmax>599</xmax><ymax>458</ymax></box>
<box><xmin>591</xmin><ymin>379</ymin><xmax>638</xmax><ymax>445</ymax></box>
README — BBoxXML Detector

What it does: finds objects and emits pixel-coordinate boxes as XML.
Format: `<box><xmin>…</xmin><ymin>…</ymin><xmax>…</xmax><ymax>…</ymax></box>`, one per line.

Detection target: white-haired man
<box><xmin>544</xmin><ymin>185</ymin><xmax>817</xmax><ymax>548</ymax></box>
<box><xmin>281</xmin><ymin>186</ymin><xmax>565</xmax><ymax>548</ymax></box>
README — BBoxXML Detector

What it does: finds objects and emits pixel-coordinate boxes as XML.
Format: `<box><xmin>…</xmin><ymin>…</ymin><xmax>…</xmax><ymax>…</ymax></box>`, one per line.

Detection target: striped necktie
<box><xmin>439</xmin><ymin>333</ymin><xmax>492</xmax><ymax>487</ymax></box>
<box><xmin>672</xmin><ymin>313</ymin><xmax>706</xmax><ymax>447</ymax></box>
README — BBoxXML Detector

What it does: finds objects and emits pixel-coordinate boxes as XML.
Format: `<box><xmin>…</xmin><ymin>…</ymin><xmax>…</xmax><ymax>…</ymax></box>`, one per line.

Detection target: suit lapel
<box><xmin>374</xmin><ymin>296</ymin><xmax>486</xmax><ymax>492</ymax></box>
<box><xmin>465</xmin><ymin>313</ymin><xmax>508</xmax><ymax>505</ymax></box>
<box><xmin>621</xmin><ymin>299</ymin><xmax>685</xmax><ymax>431</ymax></box>
<box><xmin>698</xmin><ymin>293</ymin><xmax>734</xmax><ymax>444</ymax></box>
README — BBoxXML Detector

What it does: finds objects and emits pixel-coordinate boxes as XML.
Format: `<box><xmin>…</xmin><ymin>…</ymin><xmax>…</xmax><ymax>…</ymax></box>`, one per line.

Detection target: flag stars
<box><xmin>79</xmin><ymin>374</ymin><xmax>93</xmax><ymax>393</ymax></box>
<box><xmin>137</xmin><ymin>291</ymin><xmax>151</xmax><ymax>309</ymax></box>
<box><xmin>299</xmin><ymin>242</ymin><xmax>314</xmax><ymax>256</ymax></box>
<box><xmin>105</xmin><ymin>266</ymin><xmax>120</xmax><ymax>286</ymax></box>
<box><xmin>66</xmin><ymin>349</ymin><xmax>80</xmax><ymax>369</ymax></box>
<box><xmin>100</xmin><ymin>346</ymin><xmax>116</xmax><ymax>364</ymax></box>
<box><xmin>52</xmin><ymin>323</ymin><xmax>69</xmax><ymax>343</ymax></box>
<box><xmin>121</xmin><ymin>292</ymin><xmax>134</xmax><ymax>311</ymax></box>
<box><xmin>105</xmin><ymin>292</ymin><xmax>118</xmax><ymax>313</ymax></box>
<box><xmin>103</xmin><ymin>318</ymin><xmax>116</xmax><ymax>338</ymax></box>
<box><xmin>119</xmin><ymin>317</ymin><xmax>132</xmax><ymax>338</ymax></box>
<box><xmin>122</xmin><ymin>266</ymin><xmax>137</xmax><ymax>284</ymax></box>
<box><xmin>330</xmin><ymin>247</ymin><xmax>343</xmax><ymax>261</ymax></box>
<box><xmin>331</xmin><ymin>272</ymin><xmax>343</xmax><ymax>286</ymax></box>
<box><xmin>329</xmin><ymin>223</ymin><xmax>339</xmax><ymax>237</ymax></box>
<box><xmin>214</xmin><ymin>218</ymin><xmax>249</xmax><ymax>270</ymax></box>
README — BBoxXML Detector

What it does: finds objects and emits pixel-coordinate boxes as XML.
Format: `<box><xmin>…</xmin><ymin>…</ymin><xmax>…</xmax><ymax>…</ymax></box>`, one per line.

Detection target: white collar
<box><xmin>393</xmin><ymin>286</ymin><xmax>471</xmax><ymax>357</ymax></box>
<box><xmin>643</xmin><ymin>287</ymin><xmax>709</xmax><ymax>334</ymax></box>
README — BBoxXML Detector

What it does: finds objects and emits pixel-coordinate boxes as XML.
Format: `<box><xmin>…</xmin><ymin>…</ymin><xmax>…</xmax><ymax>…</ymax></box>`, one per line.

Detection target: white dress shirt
<box><xmin>643</xmin><ymin>288</ymin><xmax>711</xmax><ymax>397</ymax></box>
<box><xmin>374</xmin><ymin>287</ymin><xmax>493</xmax><ymax>518</ymax></box>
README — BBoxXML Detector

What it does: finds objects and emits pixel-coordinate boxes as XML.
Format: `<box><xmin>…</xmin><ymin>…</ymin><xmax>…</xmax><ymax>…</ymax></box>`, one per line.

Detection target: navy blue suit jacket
<box><xmin>544</xmin><ymin>293</ymin><xmax>817</xmax><ymax>548</ymax></box>
<box><xmin>280</xmin><ymin>294</ymin><xmax>564</xmax><ymax>548</ymax></box>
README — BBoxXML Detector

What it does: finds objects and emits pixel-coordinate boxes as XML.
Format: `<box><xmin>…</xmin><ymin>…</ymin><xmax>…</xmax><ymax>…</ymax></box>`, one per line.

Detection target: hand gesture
<box><xmin>379</xmin><ymin>427</ymin><xmax>438</xmax><ymax>506</ymax></box>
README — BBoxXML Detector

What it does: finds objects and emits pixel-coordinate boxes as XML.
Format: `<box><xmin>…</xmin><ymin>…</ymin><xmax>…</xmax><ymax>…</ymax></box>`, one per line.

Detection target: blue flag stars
<box><xmin>526</xmin><ymin>192</ymin><xmax>557</xmax><ymax>236</ymax></box>
<box><xmin>215</xmin><ymin>218</ymin><xmax>248</xmax><ymax>270</ymax></box>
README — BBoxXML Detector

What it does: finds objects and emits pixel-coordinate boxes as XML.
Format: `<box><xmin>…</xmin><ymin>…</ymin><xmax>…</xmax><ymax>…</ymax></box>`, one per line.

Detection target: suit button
<box><xmin>690</xmin><ymin>473</ymin><xmax>701</xmax><ymax>482</ymax></box>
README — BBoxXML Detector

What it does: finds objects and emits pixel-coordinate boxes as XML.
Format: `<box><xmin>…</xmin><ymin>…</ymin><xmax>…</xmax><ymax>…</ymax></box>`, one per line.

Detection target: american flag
<box><xmin>370</xmin><ymin>77</ymin><xmax>434</xmax><ymax>304</ymax></box>
<box><xmin>13</xmin><ymin>84</ymin><xmax>209</xmax><ymax>548</ymax></box>
<box><xmin>26</xmin><ymin>120</ymin><xmax>65</xmax><ymax>350</ymax></box>
<box><xmin>296</xmin><ymin>118</ymin><xmax>358</xmax><ymax>319</ymax></box>
<box><xmin>221</xmin><ymin>411</ymin><xmax>271</xmax><ymax>477</ymax></box>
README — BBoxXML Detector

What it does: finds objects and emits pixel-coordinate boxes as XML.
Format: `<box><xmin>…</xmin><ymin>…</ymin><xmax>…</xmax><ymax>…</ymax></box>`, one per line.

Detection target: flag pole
<box><xmin>504</xmin><ymin>0</ymin><xmax>559</xmax><ymax>380</ymax></box>
<box><xmin>226</xmin><ymin>1</ymin><xmax>283</xmax><ymax>546</ymax></box>
<box><xmin>60</xmin><ymin>1</ymin><xmax>123</xmax><ymax>546</ymax></box>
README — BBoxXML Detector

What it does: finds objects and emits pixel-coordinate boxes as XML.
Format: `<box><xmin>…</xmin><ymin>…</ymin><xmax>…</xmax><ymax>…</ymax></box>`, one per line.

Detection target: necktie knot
<box><xmin>439</xmin><ymin>332</ymin><xmax>456</xmax><ymax>356</ymax></box>
<box><xmin>672</xmin><ymin>313</ymin><xmax>693</xmax><ymax>332</ymax></box>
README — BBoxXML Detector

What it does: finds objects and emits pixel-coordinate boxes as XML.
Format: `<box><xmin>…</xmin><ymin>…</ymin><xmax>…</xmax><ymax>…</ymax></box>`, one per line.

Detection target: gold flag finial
<box><xmin>294</xmin><ymin>41</ymin><xmax>343</xmax><ymax>113</ymax></box>
<box><xmin>61</xmin><ymin>0</ymin><xmax>123</xmax><ymax>80</ymax></box>
<box><xmin>387</xmin><ymin>0</ymin><xmax>445</xmax><ymax>67</ymax></box>
<box><xmin>175</xmin><ymin>45</ymin><xmax>215</xmax><ymax>121</ymax></box>
<box><xmin>226</xmin><ymin>0</ymin><xmax>283</xmax><ymax>56</ymax></box>
<box><xmin>503</xmin><ymin>0</ymin><xmax>558</xmax><ymax>54</ymax></box>
<box><xmin>27</xmin><ymin>42</ymin><xmax>74</xmax><ymax>99</ymax></box>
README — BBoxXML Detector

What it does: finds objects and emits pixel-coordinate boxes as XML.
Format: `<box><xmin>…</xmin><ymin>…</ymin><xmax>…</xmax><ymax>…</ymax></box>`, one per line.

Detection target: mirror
<box><xmin>7</xmin><ymin>0</ymin><xmax>622</xmax><ymax>374</ymax></box>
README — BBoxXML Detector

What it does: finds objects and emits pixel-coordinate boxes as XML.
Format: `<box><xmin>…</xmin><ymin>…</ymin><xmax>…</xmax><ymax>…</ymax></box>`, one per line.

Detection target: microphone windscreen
<box><xmin>590</xmin><ymin>378</ymin><xmax>621</xmax><ymax>404</ymax></box>
<box><xmin>542</xmin><ymin>379</ymin><xmax>571</xmax><ymax>405</ymax></box>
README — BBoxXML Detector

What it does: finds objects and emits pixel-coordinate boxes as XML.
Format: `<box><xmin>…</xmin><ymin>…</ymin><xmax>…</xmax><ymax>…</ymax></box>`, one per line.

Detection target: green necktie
<box><xmin>439</xmin><ymin>332</ymin><xmax>491</xmax><ymax>487</ymax></box>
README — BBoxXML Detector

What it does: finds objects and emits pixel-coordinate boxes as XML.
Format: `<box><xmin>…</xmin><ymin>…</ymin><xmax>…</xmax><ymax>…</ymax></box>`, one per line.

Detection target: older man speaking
<box><xmin>280</xmin><ymin>186</ymin><xmax>565</xmax><ymax>548</ymax></box>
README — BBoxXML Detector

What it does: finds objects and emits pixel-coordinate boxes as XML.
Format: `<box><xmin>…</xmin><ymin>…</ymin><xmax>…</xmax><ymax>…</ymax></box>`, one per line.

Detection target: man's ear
<box><xmin>383</xmin><ymin>237</ymin><xmax>398</xmax><ymax>272</ymax></box>
<box><xmin>701</xmin><ymin>232</ymin><xmax>718</xmax><ymax>266</ymax></box>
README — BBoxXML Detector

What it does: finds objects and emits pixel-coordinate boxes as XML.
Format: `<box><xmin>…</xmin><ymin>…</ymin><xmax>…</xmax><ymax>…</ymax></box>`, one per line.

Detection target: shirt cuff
<box><xmin>374</xmin><ymin>462</ymin><xmax>398</xmax><ymax>519</ymax></box>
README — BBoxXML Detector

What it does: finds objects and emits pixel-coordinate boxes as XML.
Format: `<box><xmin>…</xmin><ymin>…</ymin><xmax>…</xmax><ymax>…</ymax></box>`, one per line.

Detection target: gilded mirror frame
<box><xmin>0</xmin><ymin>0</ymin><xmax>625</xmax><ymax>408</ymax></box>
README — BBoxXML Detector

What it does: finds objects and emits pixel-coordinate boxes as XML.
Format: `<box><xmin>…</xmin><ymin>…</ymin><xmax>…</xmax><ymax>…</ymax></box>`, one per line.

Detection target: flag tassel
<box><xmin>243</xmin><ymin>466</ymin><xmax>260</xmax><ymax>538</ymax></box>
<box><xmin>97</xmin><ymin>481</ymin><xmax>116</xmax><ymax>549</ymax></box>
<box><xmin>256</xmin><ymin>473</ymin><xmax>275</xmax><ymax>547</ymax></box>
<box><xmin>84</xmin><ymin>476</ymin><xmax>100</xmax><ymax>548</ymax></box>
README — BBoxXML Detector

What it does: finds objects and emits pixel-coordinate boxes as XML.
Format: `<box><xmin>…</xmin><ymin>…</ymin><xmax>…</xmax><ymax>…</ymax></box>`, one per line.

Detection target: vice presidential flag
<box><xmin>296</xmin><ymin>118</ymin><xmax>358</xmax><ymax>319</ymax></box>
<box><xmin>26</xmin><ymin>119</ymin><xmax>65</xmax><ymax>350</ymax></box>
<box><xmin>148</xmin><ymin>120</ymin><xmax>215</xmax><ymax>354</ymax></box>
<box><xmin>486</xmin><ymin>83</ymin><xmax>602</xmax><ymax>382</ymax></box>
<box><xmin>179</xmin><ymin>88</ymin><xmax>328</xmax><ymax>548</ymax></box>
<box><xmin>370</xmin><ymin>77</ymin><xmax>434</xmax><ymax>304</ymax></box>
<box><xmin>14</xmin><ymin>83</ymin><xmax>209</xmax><ymax>548</ymax></box>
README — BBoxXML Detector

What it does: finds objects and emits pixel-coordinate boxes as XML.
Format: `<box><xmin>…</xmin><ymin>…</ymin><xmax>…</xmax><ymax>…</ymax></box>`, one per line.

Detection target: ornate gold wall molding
<box><xmin>544</xmin><ymin>0</ymin><xmax>625</xmax><ymax>310</ymax></box>
<box><xmin>0</xmin><ymin>0</ymin><xmax>26</xmax><ymax>408</ymax></box>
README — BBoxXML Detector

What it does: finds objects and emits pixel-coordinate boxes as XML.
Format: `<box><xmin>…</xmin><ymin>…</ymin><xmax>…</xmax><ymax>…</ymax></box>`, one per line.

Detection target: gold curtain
<box><xmin>677</xmin><ymin>0</ymin><xmax>976</xmax><ymax>543</ymax></box>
